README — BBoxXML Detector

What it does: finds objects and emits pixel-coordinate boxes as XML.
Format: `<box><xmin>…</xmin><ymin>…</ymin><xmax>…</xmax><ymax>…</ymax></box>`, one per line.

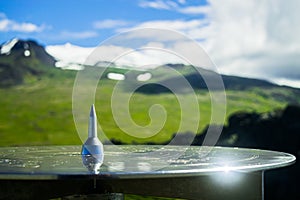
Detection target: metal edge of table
<box><xmin>0</xmin><ymin>146</ymin><xmax>296</xmax><ymax>199</ymax></box>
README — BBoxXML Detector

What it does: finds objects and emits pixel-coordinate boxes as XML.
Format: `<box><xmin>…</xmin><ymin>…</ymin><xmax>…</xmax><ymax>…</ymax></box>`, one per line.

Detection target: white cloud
<box><xmin>134</xmin><ymin>19</ymin><xmax>206</xmax><ymax>31</ymax></box>
<box><xmin>82</xmin><ymin>44</ymin><xmax>186</xmax><ymax>67</ymax></box>
<box><xmin>0</xmin><ymin>19</ymin><xmax>10</xmax><ymax>31</ymax></box>
<box><xmin>0</xmin><ymin>14</ymin><xmax>46</xmax><ymax>32</ymax></box>
<box><xmin>177</xmin><ymin>0</ymin><xmax>186</xmax><ymax>4</ymax></box>
<box><xmin>122</xmin><ymin>0</ymin><xmax>300</xmax><ymax>87</ymax></box>
<box><xmin>112</xmin><ymin>47</ymin><xmax>188</xmax><ymax>67</ymax></box>
<box><xmin>272</xmin><ymin>78</ymin><xmax>300</xmax><ymax>88</ymax></box>
<box><xmin>117</xmin><ymin>27</ymin><xmax>185</xmax><ymax>42</ymax></box>
<box><xmin>178</xmin><ymin>5</ymin><xmax>211</xmax><ymax>15</ymax></box>
<box><xmin>200</xmin><ymin>0</ymin><xmax>300</xmax><ymax>87</ymax></box>
<box><xmin>46</xmin><ymin>27</ymin><xmax>216</xmax><ymax>72</ymax></box>
<box><xmin>45</xmin><ymin>41</ymin><xmax>191</xmax><ymax>70</ymax></box>
<box><xmin>93</xmin><ymin>19</ymin><xmax>130</xmax><ymax>29</ymax></box>
<box><xmin>11</xmin><ymin>22</ymin><xmax>46</xmax><ymax>32</ymax></box>
<box><xmin>119</xmin><ymin>19</ymin><xmax>209</xmax><ymax>42</ymax></box>
<box><xmin>47</xmin><ymin>0</ymin><xmax>300</xmax><ymax>88</ymax></box>
<box><xmin>46</xmin><ymin>43</ymin><xmax>95</xmax><ymax>69</ymax></box>
<box><xmin>139</xmin><ymin>0</ymin><xmax>178</xmax><ymax>10</ymax></box>
<box><xmin>139</xmin><ymin>1</ymin><xmax>210</xmax><ymax>16</ymax></box>
<box><xmin>59</xmin><ymin>31</ymin><xmax>98</xmax><ymax>39</ymax></box>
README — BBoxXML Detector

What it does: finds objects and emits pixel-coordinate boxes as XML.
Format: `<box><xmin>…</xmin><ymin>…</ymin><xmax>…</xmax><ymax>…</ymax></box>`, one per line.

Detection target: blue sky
<box><xmin>1</xmin><ymin>0</ymin><xmax>300</xmax><ymax>87</ymax></box>
<box><xmin>0</xmin><ymin>0</ymin><xmax>208</xmax><ymax>46</ymax></box>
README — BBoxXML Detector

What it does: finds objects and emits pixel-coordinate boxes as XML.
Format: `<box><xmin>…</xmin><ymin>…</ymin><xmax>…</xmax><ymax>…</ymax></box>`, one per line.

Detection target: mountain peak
<box><xmin>0</xmin><ymin>38</ymin><xmax>56</xmax><ymax>87</ymax></box>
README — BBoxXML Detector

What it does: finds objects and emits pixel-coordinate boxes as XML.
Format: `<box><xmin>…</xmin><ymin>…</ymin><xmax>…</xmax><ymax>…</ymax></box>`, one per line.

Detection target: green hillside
<box><xmin>0</xmin><ymin>38</ymin><xmax>299</xmax><ymax>147</ymax></box>
<box><xmin>0</xmin><ymin>66</ymin><xmax>299</xmax><ymax>146</ymax></box>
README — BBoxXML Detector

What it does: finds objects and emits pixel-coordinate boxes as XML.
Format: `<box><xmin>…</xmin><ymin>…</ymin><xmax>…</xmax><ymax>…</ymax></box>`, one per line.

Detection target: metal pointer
<box><xmin>81</xmin><ymin>104</ymin><xmax>104</xmax><ymax>174</ymax></box>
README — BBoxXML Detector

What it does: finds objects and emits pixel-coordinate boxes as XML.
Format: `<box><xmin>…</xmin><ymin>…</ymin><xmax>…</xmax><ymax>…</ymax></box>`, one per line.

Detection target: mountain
<box><xmin>134</xmin><ymin>64</ymin><xmax>287</xmax><ymax>94</ymax></box>
<box><xmin>0</xmin><ymin>38</ymin><xmax>296</xmax><ymax>91</ymax></box>
<box><xmin>0</xmin><ymin>38</ymin><xmax>56</xmax><ymax>86</ymax></box>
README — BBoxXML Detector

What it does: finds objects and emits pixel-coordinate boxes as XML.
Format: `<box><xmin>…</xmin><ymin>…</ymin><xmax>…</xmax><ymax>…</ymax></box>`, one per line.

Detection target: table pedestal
<box><xmin>0</xmin><ymin>172</ymin><xmax>263</xmax><ymax>200</ymax></box>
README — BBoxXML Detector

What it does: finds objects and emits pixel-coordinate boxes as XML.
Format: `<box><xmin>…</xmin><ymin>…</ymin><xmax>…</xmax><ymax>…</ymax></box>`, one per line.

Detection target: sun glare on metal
<box><xmin>222</xmin><ymin>165</ymin><xmax>231</xmax><ymax>173</ymax></box>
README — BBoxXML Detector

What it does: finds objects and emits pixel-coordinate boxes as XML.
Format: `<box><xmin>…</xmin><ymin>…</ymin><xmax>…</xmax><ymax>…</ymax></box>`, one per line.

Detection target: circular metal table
<box><xmin>0</xmin><ymin>145</ymin><xmax>296</xmax><ymax>200</ymax></box>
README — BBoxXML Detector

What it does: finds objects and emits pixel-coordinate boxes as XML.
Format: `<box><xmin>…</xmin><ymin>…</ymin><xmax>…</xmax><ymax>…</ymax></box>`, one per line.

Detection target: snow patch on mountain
<box><xmin>0</xmin><ymin>38</ymin><xmax>19</xmax><ymax>55</ymax></box>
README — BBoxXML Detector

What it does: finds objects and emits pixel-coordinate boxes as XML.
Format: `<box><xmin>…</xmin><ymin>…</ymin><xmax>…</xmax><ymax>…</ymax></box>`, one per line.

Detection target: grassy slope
<box><xmin>0</xmin><ymin>67</ymin><xmax>298</xmax><ymax>146</ymax></box>
<box><xmin>0</xmin><ymin>70</ymin><xmax>79</xmax><ymax>146</ymax></box>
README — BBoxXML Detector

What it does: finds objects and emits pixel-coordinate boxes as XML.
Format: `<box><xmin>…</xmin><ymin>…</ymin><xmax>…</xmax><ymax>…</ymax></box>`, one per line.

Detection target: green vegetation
<box><xmin>0</xmin><ymin>69</ymin><xmax>79</xmax><ymax>146</ymax></box>
<box><xmin>0</xmin><ymin>66</ymin><xmax>299</xmax><ymax>147</ymax></box>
